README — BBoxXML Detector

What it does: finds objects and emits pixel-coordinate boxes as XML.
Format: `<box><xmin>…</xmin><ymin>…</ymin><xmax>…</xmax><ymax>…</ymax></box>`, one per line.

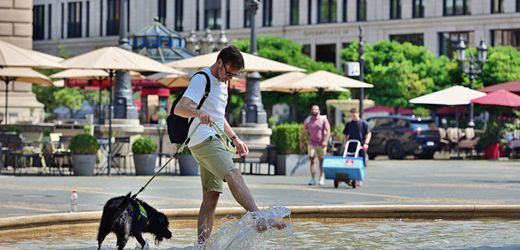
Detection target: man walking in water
<box><xmin>300</xmin><ymin>105</ymin><xmax>331</xmax><ymax>186</ymax></box>
<box><xmin>174</xmin><ymin>46</ymin><xmax>285</xmax><ymax>245</ymax></box>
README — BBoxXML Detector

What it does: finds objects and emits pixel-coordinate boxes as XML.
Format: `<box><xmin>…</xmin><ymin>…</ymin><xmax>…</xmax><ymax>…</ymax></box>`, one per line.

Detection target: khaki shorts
<box><xmin>189</xmin><ymin>136</ymin><xmax>237</xmax><ymax>193</ymax></box>
<box><xmin>308</xmin><ymin>144</ymin><xmax>327</xmax><ymax>159</ymax></box>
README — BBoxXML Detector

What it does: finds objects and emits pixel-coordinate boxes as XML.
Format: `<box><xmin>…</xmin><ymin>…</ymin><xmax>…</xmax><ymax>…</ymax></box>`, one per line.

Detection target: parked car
<box><xmin>366</xmin><ymin>116</ymin><xmax>441</xmax><ymax>159</ymax></box>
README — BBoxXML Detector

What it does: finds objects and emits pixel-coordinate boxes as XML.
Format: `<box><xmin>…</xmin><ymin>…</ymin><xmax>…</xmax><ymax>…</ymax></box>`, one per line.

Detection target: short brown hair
<box><xmin>349</xmin><ymin>108</ymin><xmax>358</xmax><ymax>113</ymax></box>
<box><xmin>217</xmin><ymin>45</ymin><xmax>245</xmax><ymax>69</ymax></box>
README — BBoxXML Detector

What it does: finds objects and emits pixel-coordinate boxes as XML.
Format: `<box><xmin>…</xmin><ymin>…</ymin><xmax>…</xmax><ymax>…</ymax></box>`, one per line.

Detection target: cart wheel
<box><xmin>352</xmin><ymin>180</ymin><xmax>357</xmax><ymax>189</ymax></box>
<box><xmin>334</xmin><ymin>180</ymin><xmax>339</xmax><ymax>188</ymax></box>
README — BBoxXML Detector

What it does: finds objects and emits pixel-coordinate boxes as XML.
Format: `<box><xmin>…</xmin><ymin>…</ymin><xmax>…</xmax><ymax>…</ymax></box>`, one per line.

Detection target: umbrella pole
<box><xmin>108</xmin><ymin>70</ymin><xmax>114</xmax><ymax>175</ymax></box>
<box><xmin>4</xmin><ymin>80</ymin><xmax>8</xmax><ymax>125</ymax></box>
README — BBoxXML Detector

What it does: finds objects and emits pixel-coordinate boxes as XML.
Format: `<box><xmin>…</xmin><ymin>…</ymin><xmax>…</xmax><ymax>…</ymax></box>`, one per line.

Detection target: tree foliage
<box><xmin>233</xmin><ymin>36</ymin><xmax>348</xmax><ymax>121</ymax></box>
<box><xmin>53</xmin><ymin>88</ymin><xmax>85</xmax><ymax>113</ymax></box>
<box><xmin>479</xmin><ymin>46</ymin><xmax>520</xmax><ymax>86</ymax></box>
<box><xmin>342</xmin><ymin>40</ymin><xmax>454</xmax><ymax>109</ymax></box>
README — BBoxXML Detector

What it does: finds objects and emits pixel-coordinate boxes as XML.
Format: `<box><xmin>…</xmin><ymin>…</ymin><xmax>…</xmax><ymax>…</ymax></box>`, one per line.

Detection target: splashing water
<box><xmin>201</xmin><ymin>205</ymin><xmax>293</xmax><ymax>249</ymax></box>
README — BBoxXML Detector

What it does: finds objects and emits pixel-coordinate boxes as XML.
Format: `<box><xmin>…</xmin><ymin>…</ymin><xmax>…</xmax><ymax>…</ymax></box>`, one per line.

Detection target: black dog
<box><xmin>97</xmin><ymin>193</ymin><xmax>172</xmax><ymax>250</ymax></box>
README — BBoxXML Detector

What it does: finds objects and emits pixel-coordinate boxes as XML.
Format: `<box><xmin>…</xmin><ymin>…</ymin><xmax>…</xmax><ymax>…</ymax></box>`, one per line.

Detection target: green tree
<box><xmin>53</xmin><ymin>88</ymin><xmax>84</xmax><ymax>115</ymax></box>
<box><xmin>341</xmin><ymin>40</ymin><xmax>452</xmax><ymax>111</ymax></box>
<box><xmin>233</xmin><ymin>36</ymin><xmax>348</xmax><ymax>121</ymax></box>
<box><xmin>479</xmin><ymin>46</ymin><xmax>520</xmax><ymax>87</ymax></box>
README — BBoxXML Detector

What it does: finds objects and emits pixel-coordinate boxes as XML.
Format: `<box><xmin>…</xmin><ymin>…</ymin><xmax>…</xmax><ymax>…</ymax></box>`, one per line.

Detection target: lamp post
<box><xmin>456</xmin><ymin>38</ymin><xmax>488</xmax><ymax>127</ymax></box>
<box><xmin>241</xmin><ymin>0</ymin><xmax>267</xmax><ymax>125</ymax></box>
<box><xmin>358</xmin><ymin>26</ymin><xmax>365</xmax><ymax>118</ymax></box>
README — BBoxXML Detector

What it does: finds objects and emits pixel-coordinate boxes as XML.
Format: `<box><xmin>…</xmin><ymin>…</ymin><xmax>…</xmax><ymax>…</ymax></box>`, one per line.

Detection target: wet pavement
<box><xmin>0</xmin><ymin>160</ymin><xmax>519</xmax><ymax>218</ymax></box>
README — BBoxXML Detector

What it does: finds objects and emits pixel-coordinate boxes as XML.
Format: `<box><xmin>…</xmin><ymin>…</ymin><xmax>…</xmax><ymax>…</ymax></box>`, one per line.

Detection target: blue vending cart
<box><xmin>323</xmin><ymin>140</ymin><xmax>365</xmax><ymax>188</ymax></box>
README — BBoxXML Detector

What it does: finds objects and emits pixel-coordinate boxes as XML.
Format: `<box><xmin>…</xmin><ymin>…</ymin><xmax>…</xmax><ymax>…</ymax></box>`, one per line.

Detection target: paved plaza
<box><xmin>0</xmin><ymin>160</ymin><xmax>519</xmax><ymax>218</ymax></box>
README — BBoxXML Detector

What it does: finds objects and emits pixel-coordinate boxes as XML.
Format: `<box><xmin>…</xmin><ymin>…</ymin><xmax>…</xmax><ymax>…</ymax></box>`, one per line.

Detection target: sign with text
<box><xmin>346</xmin><ymin>62</ymin><xmax>360</xmax><ymax>76</ymax></box>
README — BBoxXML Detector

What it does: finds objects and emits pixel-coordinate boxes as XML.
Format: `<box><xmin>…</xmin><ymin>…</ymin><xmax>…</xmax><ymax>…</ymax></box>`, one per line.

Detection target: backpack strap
<box><xmin>187</xmin><ymin>71</ymin><xmax>211</xmax><ymax>128</ymax></box>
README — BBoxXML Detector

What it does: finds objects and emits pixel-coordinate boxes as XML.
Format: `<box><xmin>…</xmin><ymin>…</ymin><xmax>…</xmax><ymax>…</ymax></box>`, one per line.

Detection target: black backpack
<box><xmin>167</xmin><ymin>71</ymin><xmax>210</xmax><ymax>144</ymax></box>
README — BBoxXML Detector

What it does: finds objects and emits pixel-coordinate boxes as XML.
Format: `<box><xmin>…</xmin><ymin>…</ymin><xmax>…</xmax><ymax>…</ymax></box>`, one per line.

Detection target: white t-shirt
<box><xmin>182</xmin><ymin>68</ymin><xmax>228</xmax><ymax>148</ymax></box>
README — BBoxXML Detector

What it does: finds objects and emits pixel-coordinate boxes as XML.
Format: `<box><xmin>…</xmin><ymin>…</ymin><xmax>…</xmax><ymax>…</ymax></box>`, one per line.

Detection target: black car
<box><xmin>366</xmin><ymin>116</ymin><xmax>440</xmax><ymax>159</ymax></box>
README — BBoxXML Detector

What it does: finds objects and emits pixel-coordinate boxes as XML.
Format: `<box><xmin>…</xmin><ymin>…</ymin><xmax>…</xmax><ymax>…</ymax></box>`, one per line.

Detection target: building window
<box><xmin>61</xmin><ymin>3</ymin><xmax>64</xmax><ymax>38</ymax></box>
<box><xmin>517</xmin><ymin>0</ymin><xmax>520</xmax><ymax>12</ymax></box>
<box><xmin>100</xmin><ymin>0</ymin><xmax>103</xmax><ymax>36</ymax></box>
<box><xmin>342</xmin><ymin>0</ymin><xmax>347</xmax><ymax>22</ymax></box>
<box><xmin>107</xmin><ymin>0</ymin><xmax>120</xmax><ymax>36</ymax></box>
<box><xmin>226</xmin><ymin>0</ymin><xmax>230</xmax><ymax>28</ymax></box>
<box><xmin>357</xmin><ymin>0</ymin><xmax>366</xmax><ymax>21</ymax></box>
<box><xmin>302</xmin><ymin>44</ymin><xmax>311</xmax><ymax>57</ymax></box>
<box><xmin>86</xmin><ymin>1</ymin><xmax>90</xmax><ymax>37</ymax></box>
<box><xmin>196</xmin><ymin>0</ymin><xmax>199</xmax><ymax>30</ymax></box>
<box><xmin>47</xmin><ymin>4</ymin><xmax>52</xmax><ymax>40</ymax></box>
<box><xmin>290</xmin><ymin>0</ymin><xmax>299</xmax><ymax>25</ymax></box>
<box><xmin>390</xmin><ymin>0</ymin><xmax>401</xmax><ymax>19</ymax></box>
<box><xmin>316</xmin><ymin>44</ymin><xmax>336</xmax><ymax>64</ymax></box>
<box><xmin>175</xmin><ymin>0</ymin><xmax>184</xmax><ymax>31</ymax></box>
<box><xmin>263</xmin><ymin>0</ymin><xmax>272</xmax><ymax>27</ymax></box>
<box><xmin>33</xmin><ymin>5</ymin><xmax>45</xmax><ymax>40</ymax></box>
<box><xmin>244</xmin><ymin>0</ymin><xmax>250</xmax><ymax>28</ymax></box>
<box><xmin>491</xmin><ymin>29</ymin><xmax>520</xmax><ymax>51</ymax></box>
<box><xmin>318</xmin><ymin>0</ymin><xmax>337</xmax><ymax>23</ymax></box>
<box><xmin>204</xmin><ymin>0</ymin><xmax>221</xmax><ymax>29</ymax></box>
<box><xmin>439</xmin><ymin>31</ymin><xmax>473</xmax><ymax>57</ymax></box>
<box><xmin>67</xmin><ymin>1</ymin><xmax>82</xmax><ymax>38</ymax></box>
<box><xmin>158</xmin><ymin>0</ymin><xmax>166</xmax><ymax>24</ymax></box>
<box><xmin>443</xmin><ymin>0</ymin><xmax>471</xmax><ymax>16</ymax></box>
<box><xmin>491</xmin><ymin>0</ymin><xmax>503</xmax><ymax>13</ymax></box>
<box><xmin>412</xmin><ymin>0</ymin><xmax>424</xmax><ymax>18</ymax></box>
<box><xmin>127</xmin><ymin>0</ymin><xmax>130</xmax><ymax>32</ymax></box>
<box><xmin>390</xmin><ymin>33</ymin><xmax>424</xmax><ymax>46</ymax></box>
<box><xmin>308</xmin><ymin>0</ymin><xmax>312</xmax><ymax>24</ymax></box>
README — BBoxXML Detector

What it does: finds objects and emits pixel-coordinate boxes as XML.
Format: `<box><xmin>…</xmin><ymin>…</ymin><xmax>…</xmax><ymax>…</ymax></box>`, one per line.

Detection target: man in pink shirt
<box><xmin>300</xmin><ymin>105</ymin><xmax>331</xmax><ymax>186</ymax></box>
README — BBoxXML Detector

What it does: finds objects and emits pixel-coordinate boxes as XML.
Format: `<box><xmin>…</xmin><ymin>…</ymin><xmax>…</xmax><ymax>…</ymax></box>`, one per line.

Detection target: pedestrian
<box><xmin>342</xmin><ymin>108</ymin><xmax>371</xmax><ymax>186</ymax></box>
<box><xmin>300</xmin><ymin>105</ymin><xmax>331</xmax><ymax>186</ymax></box>
<box><xmin>174</xmin><ymin>45</ymin><xmax>285</xmax><ymax>245</ymax></box>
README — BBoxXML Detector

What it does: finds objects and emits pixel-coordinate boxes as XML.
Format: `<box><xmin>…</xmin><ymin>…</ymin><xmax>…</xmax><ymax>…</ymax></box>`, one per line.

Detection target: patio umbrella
<box><xmin>479</xmin><ymin>79</ymin><xmax>520</xmax><ymax>94</ymax></box>
<box><xmin>60</xmin><ymin>46</ymin><xmax>179</xmax><ymax>175</ymax></box>
<box><xmin>290</xmin><ymin>70</ymin><xmax>374</xmax><ymax>89</ymax></box>
<box><xmin>166</xmin><ymin>51</ymin><xmax>306</xmax><ymax>72</ymax></box>
<box><xmin>471</xmin><ymin>89</ymin><xmax>520</xmax><ymax>107</ymax></box>
<box><xmin>410</xmin><ymin>86</ymin><xmax>486</xmax><ymax>106</ymax></box>
<box><xmin>148</xmin><ymin>71</ymin><xmax>244</xmax><ymax>89</ymax></box>
<box><xmin>0</xmin><ymin>40</ymin><xmax>65</xmax><ymax>69</ymax></box>
<box><xmin>0</xmin><ymin>67</ymin><xmax>53</xmax><ymax>124</ymax></box>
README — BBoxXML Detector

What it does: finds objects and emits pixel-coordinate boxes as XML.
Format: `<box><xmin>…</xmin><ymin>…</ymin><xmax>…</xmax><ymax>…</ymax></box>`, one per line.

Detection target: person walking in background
<box><xmin>174</xmin><ymin>46</ymin><xmax>285</xmax><ymax>245</ymax></box>
<box><xmin>343</xmin><ymin>108</ymin><xmax>371</xmax><ymax>186</ymax></box>
<box><xmin>300</xmin><ymin>105</ymin><xmax>331</xmax><ymax>186</ymax></box>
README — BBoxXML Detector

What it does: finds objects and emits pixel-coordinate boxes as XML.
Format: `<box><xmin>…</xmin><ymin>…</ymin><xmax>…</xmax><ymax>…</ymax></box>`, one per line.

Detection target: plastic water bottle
<box><xmin>70</xmin><ymin>188</ymin><xmax>78</xmax><ymax>212</ymax></box>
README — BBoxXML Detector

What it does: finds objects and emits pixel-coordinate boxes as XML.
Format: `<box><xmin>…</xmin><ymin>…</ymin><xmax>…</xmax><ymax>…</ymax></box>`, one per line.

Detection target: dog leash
<box><xmin>131</xmin><ymin>121</ymin><xmax>236</xmax><ymax>199</ymax></box>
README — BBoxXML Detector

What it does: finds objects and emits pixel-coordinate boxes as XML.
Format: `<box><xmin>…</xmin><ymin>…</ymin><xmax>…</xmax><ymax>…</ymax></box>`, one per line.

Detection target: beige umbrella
<box><xmin>60</xmin><ymin>46</ymin><xmax>180</xmax><ymax>175</ymax></box>
<box><xmin>260</xmin><ymin>71</ymin><xmax>368</xmax><ymax>92</ymax></box>
<box><xmin>291</xmin><ymin>70</ymin><xmax>374</xmax><ymax>89</ymax></box>
<box><xmin>50</xmin><ymin>69</ymin><xmax>144</xmax><ymax>80</ymax></box>
<box><xmin>0</xmin><ymin>40</ymin><xmax>65</xmax><ymax>68</ymax></box>
<box><xmin>410</xmin><ymin>86</ymin><xmax>486</xmax><ymax>106</ymax></box>
<box><xmin>0</xmin><ymin>67</ymin><xmax>53</xmax><ymax>124</ymax></box>
<box><xmin>166</xmin><ymin>51</ymin><xmax>306</xmax><ymax>72</ymax></box>
<box><xmin>148</xmin><ymin>71</ymin><xmax>244</xmax><ymax>89</ymax></box>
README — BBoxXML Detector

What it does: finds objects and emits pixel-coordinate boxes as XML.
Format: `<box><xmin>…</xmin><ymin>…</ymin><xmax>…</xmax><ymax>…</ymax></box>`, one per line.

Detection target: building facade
<box><xmin>1</xmin><ymin>0</ymin><xmax>45</xmax><ymax>124</ymax></box>
<box><xmin>33</xmin><ymin>0</ymin><xmax>520</xmax><ymax>71</ymax></box>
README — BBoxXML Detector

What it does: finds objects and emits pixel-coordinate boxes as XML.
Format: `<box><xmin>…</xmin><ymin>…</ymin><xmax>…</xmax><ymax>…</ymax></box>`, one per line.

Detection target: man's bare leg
<box><xmin>198</xmin><ymin>191</ymin><xmax>220</xmax><ymax>245</ymax></box>
<box><xmin>309</xmin><ymin>157</ymin><xmax>316</xmax><ymax>179</ymax></box>
<box><xmin>318</xmin><ymin>157</ymin><xmax>324</xmax><ymax>179</ymax></box>
<box><xmin>224</xmin><ymin>169</ymin><xmax>287</xmax><ymax>231</ymax></box>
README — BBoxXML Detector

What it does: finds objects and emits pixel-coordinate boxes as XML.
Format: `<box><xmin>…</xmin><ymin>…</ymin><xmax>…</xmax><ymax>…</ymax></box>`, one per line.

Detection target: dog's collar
<box><xmin>136</xmin><ymin>201</ymin><xmax>149</xmax><ymax>225</ymax></box>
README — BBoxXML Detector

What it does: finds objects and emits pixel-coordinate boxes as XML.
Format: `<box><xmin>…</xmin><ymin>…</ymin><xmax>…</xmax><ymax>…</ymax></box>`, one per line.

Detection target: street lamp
<box><xmin>358</xmin><ymin>26</ymin><xmax>365</xmax><ymax>119</ymax></box>
<box><xmin>456</xmin><ymin>38</ymin><xmax>488</xmax><ymax>127</ymax></box>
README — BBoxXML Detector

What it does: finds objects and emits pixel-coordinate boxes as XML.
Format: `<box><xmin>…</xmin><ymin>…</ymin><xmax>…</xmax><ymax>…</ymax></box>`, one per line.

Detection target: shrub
<box><xmin>69</xmin><ymin>134</ymin><xmax>100</xmax><ymax>154</ymax></box>
<box><xmin>132</xmin><ymin>136</ymin><xmax>157</xmax><ymax>155</ymax></box>
<box><xmin>271</xmin><ymin>123</ymin><xmax>304</xmax><ymax>154</ymax></box>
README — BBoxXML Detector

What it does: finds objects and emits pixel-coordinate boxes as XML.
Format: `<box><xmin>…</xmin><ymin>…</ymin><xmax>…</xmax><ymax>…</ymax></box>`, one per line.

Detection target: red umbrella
<box><xmin>479</xmin><ymin>79</ymin><xmax>520</xmax><ymax>94</ymax></box>
<box><xmin>471</xmin><ymin>89</ymin><xmax>520</xmax><ymax>107</ymax></box>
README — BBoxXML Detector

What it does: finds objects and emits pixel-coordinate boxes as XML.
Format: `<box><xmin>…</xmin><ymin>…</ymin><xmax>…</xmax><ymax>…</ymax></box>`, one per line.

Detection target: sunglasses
<box><xmin>222</xmin><ymin>63</ymin><xmax>242</xmax><ymax>77</ymax></box>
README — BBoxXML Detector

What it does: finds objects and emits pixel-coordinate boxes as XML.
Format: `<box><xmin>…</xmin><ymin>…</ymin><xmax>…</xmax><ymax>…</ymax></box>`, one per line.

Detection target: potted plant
<box><xmin>132</xmin><ymin>136</ymin><xmax>157</xmax><ymax>175</ymax></box>
<box><xmin>177</xmin><ymin>147</ymin><xmax>199</xmax><ymax>176</ymax></box>
<box><xmin>271</xmin><ymin>123</ymin><xmax>309</xmax><ymax>176</ymax></box>
<box><xmin>69</xmin><ymin>133</ymin><xmax>100</xmax><ymax>176</ymax></box>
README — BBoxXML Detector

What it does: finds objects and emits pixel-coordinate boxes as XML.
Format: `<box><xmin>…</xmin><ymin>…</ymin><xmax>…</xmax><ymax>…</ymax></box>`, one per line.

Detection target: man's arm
<box><xmin>300</xmin><ymin>125</ymin><xmax>307</xmax><ymax>151</ymax></box>
<box><xmin>174</xmin><ymin>97</ymin><xmax>212</xmax><ymax>124</ymax></box>
<box><xmin>323</xmin><ymin>120</ymin><xmax>331</xmax><ymax>147</ymax></box>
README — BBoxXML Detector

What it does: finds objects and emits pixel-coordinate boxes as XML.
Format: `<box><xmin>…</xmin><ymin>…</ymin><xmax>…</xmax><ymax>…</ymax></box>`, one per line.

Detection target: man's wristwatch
<box><xmin>231</xmin><ymin>135</ymin><xmax>238</xmax><ymax>141</ymax></box>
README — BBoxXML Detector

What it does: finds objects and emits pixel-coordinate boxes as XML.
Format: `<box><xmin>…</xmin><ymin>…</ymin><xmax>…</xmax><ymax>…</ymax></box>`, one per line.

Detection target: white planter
<box><xmin>133</xmin><ymin>154</ymin><xmax>157</xmax><ymax>176</ymax></box>
<box><xmin>275</xmin><ymin>154</ymin><xmax>310</xmax><ymax>176</ymax></box>
<box><xmin>71</xmin><ymin>154</ymin><xmax>97</xmax><ymax>176</ymax></box>
<box><xmin>178</xmin><ymin>155</ymin><xmax>199</xmax><ymax>176</ymax></box>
